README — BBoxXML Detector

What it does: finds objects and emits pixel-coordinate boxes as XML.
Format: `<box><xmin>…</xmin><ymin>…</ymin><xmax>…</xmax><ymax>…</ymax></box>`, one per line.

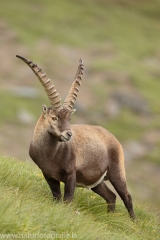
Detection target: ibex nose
<box><xmin>60</xmin><ymin>130</ymin><xmax>72</xmax><ymax>142</ymax></box>
<box><xmin>67</xmin><ymin>131</ymin><xmax>72</xmax><ymax>138</ymax></box>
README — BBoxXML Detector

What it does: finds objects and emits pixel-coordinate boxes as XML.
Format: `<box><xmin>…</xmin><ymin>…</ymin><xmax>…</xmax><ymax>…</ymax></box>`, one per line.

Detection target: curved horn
<box><xmin>63</xmin><ymin>58</ymin><xmax>84</xmax><ymax>110</ymax></box>
<box><xmin>16</xmin><ymin>55</ymin><xmax>62</xmax><ymax>110</ymax></box>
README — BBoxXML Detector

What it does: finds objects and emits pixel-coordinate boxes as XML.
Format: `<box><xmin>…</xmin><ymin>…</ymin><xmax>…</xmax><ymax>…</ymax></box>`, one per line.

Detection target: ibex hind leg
<box><xmin>108</xmin><ymin>165</ymin><xmax>135</xmax><ymax>219</ymax></box>
<box><xmin>91</xmin><ymin>181</ymin><xmax>116</xmax><ymax>212</ymax></box>
<box><xmin>107</xmin><ymin>146</ymin><xmax>135</xmax><ymax>219</ymax></box>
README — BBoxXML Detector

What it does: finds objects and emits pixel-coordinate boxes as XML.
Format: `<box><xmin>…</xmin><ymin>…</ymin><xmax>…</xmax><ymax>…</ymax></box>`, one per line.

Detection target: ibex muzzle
<box><xmin>16</xmin><ymin>55</ymin><xmax>135</xmax><ymax>219</ymax></box>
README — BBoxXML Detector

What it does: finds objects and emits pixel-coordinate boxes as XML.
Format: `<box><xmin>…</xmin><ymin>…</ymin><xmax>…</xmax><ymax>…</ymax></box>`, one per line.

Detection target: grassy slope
<box><xmin>0</xmin><ymin>156</ymin><xmax>159</xmax><ymax>239</ymax></box>
<box><xmin>0</xmin><ymin>0</ymin><xmax>160</xmax><ymax>232</ymax></box>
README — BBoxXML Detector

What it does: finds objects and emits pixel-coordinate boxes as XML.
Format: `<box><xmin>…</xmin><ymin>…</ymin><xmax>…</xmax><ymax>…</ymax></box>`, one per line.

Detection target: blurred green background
<box><xmin>0</xmin><ymin>0</ymin><xmax>160</xmax><ymax>211</ymax></box>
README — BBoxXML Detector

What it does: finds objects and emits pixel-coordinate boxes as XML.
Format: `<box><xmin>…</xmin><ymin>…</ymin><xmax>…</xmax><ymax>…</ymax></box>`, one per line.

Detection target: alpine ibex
<box><xmin>16</xmin><ymin>55</ymin><xmax>135</xmax><ymax>219</ymax></box>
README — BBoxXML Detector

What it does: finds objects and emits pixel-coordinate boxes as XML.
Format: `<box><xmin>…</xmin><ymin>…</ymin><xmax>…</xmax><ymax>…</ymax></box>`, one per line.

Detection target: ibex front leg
<box><xmin>64</xmin><ymin>172</ymin><xmax>76</xmax><ymax>202</ymax></box>
<box><xmin>43</xmin><ymin>174</ymin><xmax>62</xmax><ymax>201</ymax></box>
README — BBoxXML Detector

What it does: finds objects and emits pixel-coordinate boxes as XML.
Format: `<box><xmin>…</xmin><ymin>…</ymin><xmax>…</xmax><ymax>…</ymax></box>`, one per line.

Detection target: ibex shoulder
<box><xmin>71</xmin><ymin>124</ymin><xmax>121</xmax><ymax>146</ymax></box>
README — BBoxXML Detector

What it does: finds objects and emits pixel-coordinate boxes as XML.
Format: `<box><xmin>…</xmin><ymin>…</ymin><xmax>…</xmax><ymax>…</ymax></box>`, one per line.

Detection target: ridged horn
<box><xmin>16</xmin><ymin>55</ymin><xmax>62</xmax><ymax>110</ymax></box>
<box><xmin>63</xmin><ymin>58</ymin><xmax>84</xmax><ymax>110</ymax></box>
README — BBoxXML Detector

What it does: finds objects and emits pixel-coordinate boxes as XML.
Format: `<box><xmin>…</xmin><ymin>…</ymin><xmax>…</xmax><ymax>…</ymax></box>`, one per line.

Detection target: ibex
<box><xmin>16</xmin><ymin>55</ymin><xmax>135</xmax><ymax>219</ymax></box>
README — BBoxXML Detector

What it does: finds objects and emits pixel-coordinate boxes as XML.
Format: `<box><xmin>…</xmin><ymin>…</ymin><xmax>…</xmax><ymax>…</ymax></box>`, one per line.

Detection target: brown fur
<box><xmin>16</xmin><ymin>55</ymin><xmax>135</xmax><ymax>218</ymax></box>
<box><xmin>29</xmin><ymin>106</ymin><xmax>135</xmax><ymax>218</ymax></box>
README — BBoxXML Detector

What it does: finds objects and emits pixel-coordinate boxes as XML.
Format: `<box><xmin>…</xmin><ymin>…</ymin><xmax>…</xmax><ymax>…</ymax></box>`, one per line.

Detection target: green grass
<box><xmin>1</xmin><ymin>0</ymin><xmax>160</xmax><ymax>49</ymax></box>
<box><xmin>0</xmin><ymin>156</ymin><xmax>159</xmax><ymax>240</ymax></box>
<box><xmin>0</xmin><ymin>0</ymin><xmax>160</xmax><ymax>222</ymax></box>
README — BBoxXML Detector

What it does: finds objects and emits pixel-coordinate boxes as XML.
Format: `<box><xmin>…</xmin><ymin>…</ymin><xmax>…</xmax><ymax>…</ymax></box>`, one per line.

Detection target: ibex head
<box><xmin>16</xmin><ymin>55</ymin><xmax>84</xmax><ymax>142</ymax></box>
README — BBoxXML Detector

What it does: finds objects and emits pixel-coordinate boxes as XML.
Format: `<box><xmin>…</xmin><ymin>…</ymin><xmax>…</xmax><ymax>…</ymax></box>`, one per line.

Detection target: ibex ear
<box><xmin>71</xmin><ymin>109</ymin><xmax>76</xmax><ymax>114</ymax></box>
<box><xmin>42</xmin><ymin>104</ymin><xmax>47</xmax><ymax>116</ymax></box>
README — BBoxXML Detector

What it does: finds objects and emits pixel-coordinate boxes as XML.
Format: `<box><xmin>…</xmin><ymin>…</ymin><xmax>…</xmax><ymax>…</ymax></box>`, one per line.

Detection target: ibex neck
<box><xmin>32</xmin><ymin>126</ymin><xmax>58</xmax><ymax>148</ymax></box>
<box><xmin>29</xmin><ymin>124</ymin><xmax>60</xmax><ymax>166</ymax></box>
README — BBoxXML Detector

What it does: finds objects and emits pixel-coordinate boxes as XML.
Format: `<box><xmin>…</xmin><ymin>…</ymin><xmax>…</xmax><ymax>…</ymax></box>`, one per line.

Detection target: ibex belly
<box><xmin>72</xmin><ymin>125</ymin><xmax>118</xmax><ymax>189</ymax></box>
<box><xmin>75</xmin><ymin>142</ymin><xmax>109</xmax><ymax>189</ymax></box>
<box><xmin>76</xmin><ymin>170</ymin><xmax>107</xmax><ymax>190</ymax></box>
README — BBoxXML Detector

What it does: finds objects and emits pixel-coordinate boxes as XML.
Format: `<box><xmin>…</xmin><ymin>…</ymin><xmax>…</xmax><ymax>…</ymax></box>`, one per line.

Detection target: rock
<box><xmin>11</xmin><ymin>86</ymin><xmax>39</xmax><ymax>99</ymax></box>
<box><xmin>123</xmin><ymin>140</ymin><xmax>152</xmax><ymax>162</ymax></box>
<box><xmin>18</xmin><ymin>109</ymin><xmax>35</xmax><ymax>124</ymax></box>
<box><xmin>105</xmin><ymin>98</ymin><xmax>121</xmax><ymax>118</ymax></box>
<box><xmin>111</xmin><ymin>91</ymin><xmax>150</xmax><ymax>115</ymax></box>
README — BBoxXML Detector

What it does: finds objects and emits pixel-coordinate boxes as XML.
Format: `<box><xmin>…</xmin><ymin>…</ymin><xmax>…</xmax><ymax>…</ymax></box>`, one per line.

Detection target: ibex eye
<box><xmin>52</xmin><ymin>116</ymin><xmax>58</xmax><ymax>121</ymax></box>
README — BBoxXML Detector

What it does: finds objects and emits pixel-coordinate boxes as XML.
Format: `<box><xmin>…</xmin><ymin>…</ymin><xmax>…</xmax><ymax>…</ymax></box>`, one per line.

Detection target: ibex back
<box><xmin>16</xmin><ymin>55</ymin><xmax>135</xmax><ymax>219</ymax></box>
